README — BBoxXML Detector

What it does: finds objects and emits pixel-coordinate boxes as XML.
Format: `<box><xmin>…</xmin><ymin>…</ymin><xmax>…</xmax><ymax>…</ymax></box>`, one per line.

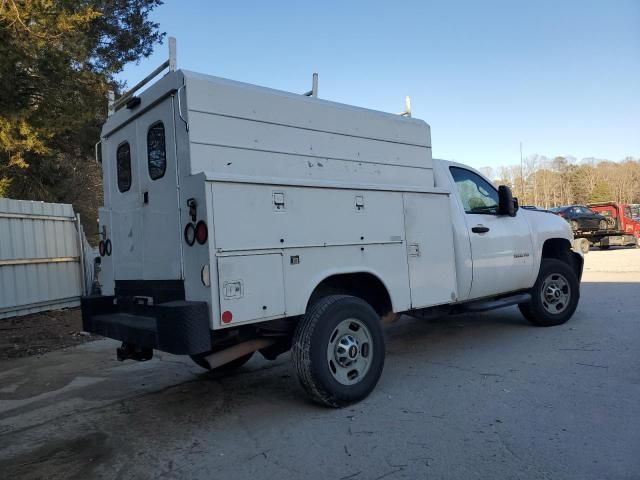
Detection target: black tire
<box><xmin>292</xmin><ymin>295</ymin><xmax>385</xmax><ymax>408</ymax></box>
<box><xmin>519</xmin><ymin>258</ymin><xmax>580</xmax><ymax>327</ymax></box>
<box><xmin>599</xmin><ymin>244</ymin><xmax>610</xmax><ymax>250</ymax></box>
<box><xmin>189</xmin><ymin>352</ymin><xmax>254</xmax><ymax>372</ymax></box>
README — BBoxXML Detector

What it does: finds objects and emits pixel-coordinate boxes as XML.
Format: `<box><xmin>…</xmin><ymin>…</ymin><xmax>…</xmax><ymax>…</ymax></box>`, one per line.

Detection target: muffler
<box><xmin>204</xmin><ymin>338</ymin><xmax>276</xmax><ymax>369</ymax></box>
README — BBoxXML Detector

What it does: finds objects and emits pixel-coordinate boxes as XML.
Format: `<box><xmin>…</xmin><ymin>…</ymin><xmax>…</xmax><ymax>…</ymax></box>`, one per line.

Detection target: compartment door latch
<box><xmin>223</xmin><ymin>281</ymin><xmax>243</xmax><ymax>299</ymax></box>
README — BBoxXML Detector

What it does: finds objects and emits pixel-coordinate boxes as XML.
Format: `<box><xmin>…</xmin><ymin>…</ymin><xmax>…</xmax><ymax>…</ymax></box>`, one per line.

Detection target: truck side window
<box><xmin>450</xmin><ymin>167</ymin><xmax>499</xmax><ymax>214</ymax></box>
<box><xmin>147</xmin><ymin>122</ymin><xmax>166</xmax><ymax>180</ymax></box>
<box><xmin>116</xmin><ymin>142</ymin><xmax>132</xmax><ymax>192</ymax></box>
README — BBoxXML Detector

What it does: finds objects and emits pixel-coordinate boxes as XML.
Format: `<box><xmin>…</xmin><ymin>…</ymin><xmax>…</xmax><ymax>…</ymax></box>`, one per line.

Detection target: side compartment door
<box><xmin>403</xmin><ymin>193</ymin><xmax>458</xmax><ymax>308</ymax></box>
<box><xmin>449</xmin><ymin>167</ymin><xmax>534</xmax><ymax>299</ymax></box>
<box><xmin>217</xmin><ymin>253</ymin><xmax>286</xmax><ymax>327</ymax></box>
<box><xmin>136</xmin><ymin>97</ymin><xmax>182</xmax><ymax>280</ymax></box>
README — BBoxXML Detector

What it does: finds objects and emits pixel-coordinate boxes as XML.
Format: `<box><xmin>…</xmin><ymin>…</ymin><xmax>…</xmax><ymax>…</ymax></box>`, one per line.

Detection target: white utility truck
<box><xmin>83</xmin><ymin>40</ymin><xmax>583</xmax><ymax>407</ymax></box>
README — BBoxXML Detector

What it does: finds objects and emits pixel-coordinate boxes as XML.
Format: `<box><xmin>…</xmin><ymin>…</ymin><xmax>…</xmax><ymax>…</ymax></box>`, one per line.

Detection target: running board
<box><xmin>454</xmin><ymin>293</ymin><xmax>531</xmax><ymax>313</ymax></box>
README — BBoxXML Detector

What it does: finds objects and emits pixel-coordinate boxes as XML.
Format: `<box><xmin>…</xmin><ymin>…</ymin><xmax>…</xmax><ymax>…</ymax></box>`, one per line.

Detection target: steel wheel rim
<box><xmin>541</xmin><ymin>273</ymin><xmax>571</xmax><ymax>314</ymax></box>
<box><xmin>326</xmin><ymin>318</ymin><xmax>373</xmax><ymax>386</ymax></box>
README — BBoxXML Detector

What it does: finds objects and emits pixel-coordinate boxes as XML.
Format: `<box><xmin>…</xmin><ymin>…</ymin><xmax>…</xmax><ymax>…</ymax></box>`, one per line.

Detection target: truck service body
<box><xmin>83</xmin><ymin>45</ymin><xmax>583</xmax><ymax>406</ymax></box>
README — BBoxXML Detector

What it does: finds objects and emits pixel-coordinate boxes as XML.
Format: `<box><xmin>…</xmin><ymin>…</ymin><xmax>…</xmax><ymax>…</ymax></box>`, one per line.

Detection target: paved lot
<box><xmin>0</xmin><ymin>248</ymin><xmax>639</xmax><ymax>479</ymax></box>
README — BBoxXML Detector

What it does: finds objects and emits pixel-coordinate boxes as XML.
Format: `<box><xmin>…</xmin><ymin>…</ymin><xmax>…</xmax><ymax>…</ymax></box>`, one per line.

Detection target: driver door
<box><xmin>450</xmin><ymin>167</ymin><xmax>534</xmax><ymax>299</ymax></box>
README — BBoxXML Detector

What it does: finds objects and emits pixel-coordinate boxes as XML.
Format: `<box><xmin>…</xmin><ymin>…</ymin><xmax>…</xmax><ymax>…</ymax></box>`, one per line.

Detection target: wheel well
<box><xmin>542</xmin><ymin>238</ymin><xmax>572</xmax><ymax>262</ymax></box>
<box><xmin>307</xmin><ymin>273</ymin><xmax>392</xmax><ymax>316</ymax></box>
<box><xmin>541</xmin><ymin>238</ymin><xmax>583</xmax><ymax>279</ymax></box>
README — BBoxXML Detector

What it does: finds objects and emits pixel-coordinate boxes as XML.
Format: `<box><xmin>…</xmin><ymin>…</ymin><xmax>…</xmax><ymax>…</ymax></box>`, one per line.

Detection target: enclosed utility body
<box><xmin>84</xmin><ymin>43</ymin><xmax>582</xmax><ymax>406</ymax></box>
<box><xmin>86</xmin><ymin>67</ymin><xmax>456</xmax><ymax>351</ymax></box>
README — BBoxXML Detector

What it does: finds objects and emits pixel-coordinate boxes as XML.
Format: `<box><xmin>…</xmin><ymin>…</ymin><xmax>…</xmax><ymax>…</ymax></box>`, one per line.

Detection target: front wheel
<box><xmin>292</xmin><ymin>295</ymin><xmax>385</xmax><ymax>407</ymax></box>
<box><xmin>519</xmin><ymin>259</ymin><xmax>580</xmax><ymax>327</ymax></box>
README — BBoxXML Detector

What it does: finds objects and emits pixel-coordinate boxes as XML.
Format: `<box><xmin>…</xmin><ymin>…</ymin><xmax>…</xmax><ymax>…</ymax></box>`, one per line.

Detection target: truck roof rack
<box><xmin>398</xmin><ymin>96</ymin><xmax>412</xmax><ymax>117</ymax></box>
<box><xmin>108</xmin><ymin>37</ymin><xmax>177</xmax><ymax>116</ymax></box>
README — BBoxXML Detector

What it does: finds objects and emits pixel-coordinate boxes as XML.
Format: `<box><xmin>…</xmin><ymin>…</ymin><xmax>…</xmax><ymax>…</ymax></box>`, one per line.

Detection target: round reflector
<box><xmin>104</xmin><ymin>239</ymin><xmax>112</xmax><ymax>256</ymax></box>
<box><xmin>221</xmin><ymin>310</ymin><xmax>233</xmax><ymax>324</ymax></box>
<box><xmin>195</xmin><ymin>220</ymin><xmax>208</xmax><ymax>244</ymax></box>
<box><xmin>99</xmin><ymin>240</ymin><xmax>106</xmax><ymax>257</ymax></box>
<box><xmin>184</xmin><ymin>223</ymin><xmax>196</xmax><ymax>246</ymax></box>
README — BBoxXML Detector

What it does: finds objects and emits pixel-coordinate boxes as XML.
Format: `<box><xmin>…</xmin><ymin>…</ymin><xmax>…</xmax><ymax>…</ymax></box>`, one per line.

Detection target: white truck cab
<box><xmin>83</xmin><ymin>41</ymin><xmax>582</xmax><ymax>407</ymax></box>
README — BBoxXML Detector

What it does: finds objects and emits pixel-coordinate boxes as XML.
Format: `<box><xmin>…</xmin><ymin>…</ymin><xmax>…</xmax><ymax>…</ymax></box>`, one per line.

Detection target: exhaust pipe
<box><xmin>204</xmin><ymin>338</ymin><xmax>276</xmax><ymax>369</ymax></box>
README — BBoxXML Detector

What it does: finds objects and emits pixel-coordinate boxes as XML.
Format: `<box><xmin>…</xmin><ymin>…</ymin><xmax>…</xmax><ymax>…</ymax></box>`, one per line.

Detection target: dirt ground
<box><xmin>0</xmin><ymin>309</ymin><xmax>97</xmax><ymax>360</ymax></box>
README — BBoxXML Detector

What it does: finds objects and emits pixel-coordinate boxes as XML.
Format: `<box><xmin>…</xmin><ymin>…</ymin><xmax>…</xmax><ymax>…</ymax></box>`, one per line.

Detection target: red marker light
<box><xmin>99</xmin><ymin>240</ymin><xmax>106</xmax><ymax>257</ymax></box>
<box><xmin>221</xmin><ymin>310</ymin><xmax>233</xmax><ymax>324</ymax></box>
<box><xmin>195</xmin><ymin>220</ymin><xmax>208</xmax><ymax>244</ymax></box>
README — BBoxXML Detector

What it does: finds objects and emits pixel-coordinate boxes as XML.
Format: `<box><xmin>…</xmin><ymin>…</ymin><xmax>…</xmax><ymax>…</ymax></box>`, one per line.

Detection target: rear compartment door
<box><xmin>107</xmin><ymin>122</ymin><xmax>143</xmax><ymax>280</ymax></box>
<box><xmin>136</xmin><ymin>97</ymin><xmax>182</xmax><ymax>280</ymax></box>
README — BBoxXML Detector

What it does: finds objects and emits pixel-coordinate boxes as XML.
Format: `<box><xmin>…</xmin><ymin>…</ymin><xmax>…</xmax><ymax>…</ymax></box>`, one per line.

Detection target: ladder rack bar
<box><xmin>109</xmin><ymin>37</ymin><xmax>177</xmax><ymax>115</ymax></box>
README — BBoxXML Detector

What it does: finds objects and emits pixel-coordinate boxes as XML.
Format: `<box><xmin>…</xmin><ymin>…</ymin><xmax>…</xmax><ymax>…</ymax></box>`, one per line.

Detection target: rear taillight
<box><xmin>558</xmin><ymin>212</ymin><xmax>565</xmax><ymax>218</ymax></box>
<box><xmin>99</xmin><ymin>240</ymin><xmax>106</xmax><ymax>256</ymax></box>
<box><xmin>195</xmin><ymin>221</ymin><xmax>208</xmax><ymax>244</ymax></box>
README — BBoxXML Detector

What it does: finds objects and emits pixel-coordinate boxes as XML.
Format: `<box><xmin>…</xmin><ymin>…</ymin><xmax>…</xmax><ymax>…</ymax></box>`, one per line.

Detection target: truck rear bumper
<box><xmin>81</xmin><ymin>296</ymin><xmax>212</xmax><ymax>355</ymax></box>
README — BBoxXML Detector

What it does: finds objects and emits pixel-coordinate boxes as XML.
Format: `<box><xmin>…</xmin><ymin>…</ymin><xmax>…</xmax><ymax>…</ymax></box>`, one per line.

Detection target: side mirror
<box><xmin>498</xmin><ymin>185</ymin><xmax>518</xmax><ymax>217</ymax></box>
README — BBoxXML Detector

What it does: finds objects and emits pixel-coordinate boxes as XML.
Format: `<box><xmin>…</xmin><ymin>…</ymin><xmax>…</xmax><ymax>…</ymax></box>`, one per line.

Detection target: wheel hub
<box><xmin>335</xmin><ymin>334</ymin><xmax>359</xmax><ymax>367</ymax></box>
<box><xmin>327</xmin><ymin>318</ymin><xmax>373</xmax><ymax>386</ymax></box>
<box><xmin>541</xmin><ymin>273</ymin><xmax>570</xmax><ymax>314</ymax></box>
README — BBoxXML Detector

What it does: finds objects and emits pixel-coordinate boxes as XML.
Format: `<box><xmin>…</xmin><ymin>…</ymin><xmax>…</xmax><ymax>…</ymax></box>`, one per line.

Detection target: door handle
<box><xmin>472</xmin><ymin>225</ymin><xmax>490</xmax><ymax>234</ymax></box>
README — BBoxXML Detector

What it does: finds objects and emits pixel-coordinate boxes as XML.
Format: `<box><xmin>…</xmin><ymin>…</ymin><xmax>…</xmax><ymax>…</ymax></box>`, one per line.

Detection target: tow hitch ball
<box><xmin>117</xmin><ymin>342</ymin><xmax>153</xmax><ymax>362</ymax></box>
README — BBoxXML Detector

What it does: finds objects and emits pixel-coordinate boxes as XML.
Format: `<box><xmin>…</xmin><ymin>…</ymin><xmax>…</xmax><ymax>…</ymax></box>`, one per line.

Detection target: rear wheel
<box><xmin>292</xmin><ymin>295</ymin><xmax>385</xmax><ymax>407</ymax></box>
<box><xmin>519</xmin><ymin>259</ymin><xmax>580</xmax><ymax>326</ymax></box>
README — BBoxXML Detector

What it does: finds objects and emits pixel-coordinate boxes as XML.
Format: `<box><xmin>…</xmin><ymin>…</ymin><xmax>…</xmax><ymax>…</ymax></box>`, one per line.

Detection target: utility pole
<box><xmin>520</xmin><ymin>142</ymin><xmax>525</xmax><ymax>205</ymax></box>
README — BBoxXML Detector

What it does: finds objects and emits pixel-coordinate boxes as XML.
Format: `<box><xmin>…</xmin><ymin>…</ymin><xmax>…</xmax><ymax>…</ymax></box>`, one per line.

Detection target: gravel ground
<box><xmin>0</xmin><ymin>309</ymin><xmax>97</xmax><ymax>360</ymax></box>
<box><xmin>0</xmin><ymin>248</ymin><xmax>638</xmax><ymax>479</ymax></box>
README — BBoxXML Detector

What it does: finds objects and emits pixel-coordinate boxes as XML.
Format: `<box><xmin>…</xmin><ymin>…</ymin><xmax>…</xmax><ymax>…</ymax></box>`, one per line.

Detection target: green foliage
<box><xmin>589</xmin><ymin>181</ymin><xmax>612</xmax><ymax>203</ymax></box>
<box><xmin>0</xmin><ymin>0</ymin><xmax>164</xmax><ymax>237</ymax></box>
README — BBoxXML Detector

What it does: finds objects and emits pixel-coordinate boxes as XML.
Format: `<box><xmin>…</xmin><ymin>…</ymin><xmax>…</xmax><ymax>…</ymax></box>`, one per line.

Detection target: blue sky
<box><xmin>119</xmin><ymin>0</ymin><xmax>639</xmax><ymax>169</ymax></box>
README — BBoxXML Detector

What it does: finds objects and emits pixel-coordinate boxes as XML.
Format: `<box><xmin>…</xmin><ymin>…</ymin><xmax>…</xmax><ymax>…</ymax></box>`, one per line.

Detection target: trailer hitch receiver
<box><xmin>117</xmin><ymin>342</ymin><xmax>153</xmax><ymax>362</ymax></box>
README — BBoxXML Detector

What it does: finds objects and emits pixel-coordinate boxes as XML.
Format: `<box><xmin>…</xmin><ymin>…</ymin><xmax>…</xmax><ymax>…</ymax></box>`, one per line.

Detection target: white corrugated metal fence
<box><xmin>0</xmin><ymin>198</ymin><xmax>95</xmax><ymax>319</ymax></box>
